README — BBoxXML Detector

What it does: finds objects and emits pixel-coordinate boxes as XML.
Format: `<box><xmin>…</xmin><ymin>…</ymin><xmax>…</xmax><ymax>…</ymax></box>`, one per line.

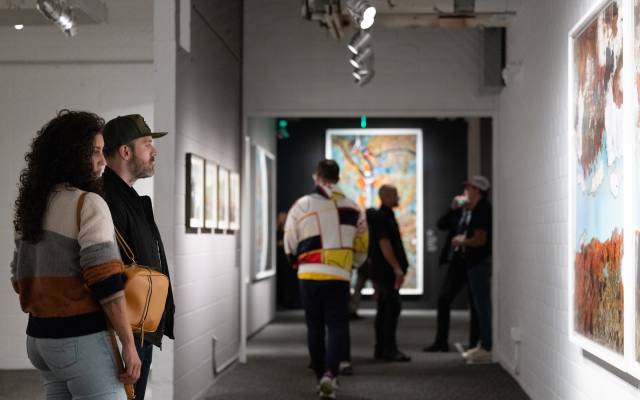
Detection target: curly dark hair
<box><xmin>14</xmin><ymin>110</ymin><xmax>105</xmax><ymax>242</ymax></box>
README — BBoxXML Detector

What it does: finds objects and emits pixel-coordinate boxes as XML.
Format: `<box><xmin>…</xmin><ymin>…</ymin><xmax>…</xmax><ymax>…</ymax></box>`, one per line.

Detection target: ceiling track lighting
<box><xmin>353</xmin><ymin>66</ymin><xmax>375</xmax><ymax>86</ymax></box>
<box><xmin>37</xmin><ymin>0</ymin><xmax>76</xmax><ymax>37</ymax></box>
<box><xmin>349</xmin><ymin>46</ymin><xmax>373</xmax><ymax>69</ymax></box>
<box><xmin>347</xmin><ymin>30</ymin><xmax>371</xmax><ymax>55</ymax></box>
<box><xmin>344</xmin><ymin>0</ymin><xmax>376</xmax><ymax>30</ymax></box>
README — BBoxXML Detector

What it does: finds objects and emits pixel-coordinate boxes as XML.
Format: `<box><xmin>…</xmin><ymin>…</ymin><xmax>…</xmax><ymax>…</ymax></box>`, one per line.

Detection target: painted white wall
<box><xmin>0</xmin><ymin>0</ymin><xmax>154</xmax><ymax>370</ymax></box>
<box><xmin>245</xmin><ymin>118</ymin><xmax>277</xmax><ymax>336</ymax></box>
<box><xmin>495</xmin><ymin>0</ymin><xmax>640</xmax><ymax>399</ymax></box>
<box><xmin>243</xmin><ymin>0</ymin><xmax>497</xmax><ymax>117</ymax></box>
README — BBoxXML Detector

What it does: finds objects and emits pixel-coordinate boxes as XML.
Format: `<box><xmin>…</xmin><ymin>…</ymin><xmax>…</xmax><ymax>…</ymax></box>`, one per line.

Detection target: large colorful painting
<box><xmin>569</xmin><ymin>0</ymin><xmax>625</xmax><ymax>366</ymax></box>
<box><xmin>253</xmin><ymin>145</ymin><xmax>276</xmax><ymax>280</ymax></box>
<box><xmin>326</xmin><ymin>128</ymin><xmax>423</xmax><ymax>295</ymax></box>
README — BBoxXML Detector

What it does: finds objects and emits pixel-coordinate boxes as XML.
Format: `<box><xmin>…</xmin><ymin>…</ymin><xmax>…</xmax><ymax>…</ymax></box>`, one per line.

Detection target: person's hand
<box><xmin>451</xmin><ymin>195</ymin><xmax>467</xmax><ymax>210</ymax></box>
<box><xmin>119</xmin><ymin>343</ymin><xmax>141</xmax><ymax>384</ymax></box>
<box><xmin>393</xmin><ymin>267</ymin><xmax>405</xmax><ymax>290</ymax></box>
<box><xmin>451</xmin><ymin>234</ymin><xmax>466</xmax><ymax>249</ymax></box>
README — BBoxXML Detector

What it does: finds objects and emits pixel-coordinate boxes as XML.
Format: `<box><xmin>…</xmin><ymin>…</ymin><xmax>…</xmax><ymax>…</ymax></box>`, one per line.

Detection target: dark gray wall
<box><xmin>276</xmin><ymin>118</ymin><xmax>471</xmax><ymax>309</ymax></box>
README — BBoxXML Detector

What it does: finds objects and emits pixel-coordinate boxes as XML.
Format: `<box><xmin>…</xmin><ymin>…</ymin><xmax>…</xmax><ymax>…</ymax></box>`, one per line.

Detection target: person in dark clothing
<box><xmin>370</xmin><ymin>185</ymin><xmax>411</xmax><ymax>362</ymax></box>
<box><xmin>349</xmin><ymin>207</ymin><xmax>377</xmax><ymax>320</ymax></box>
<box><xmin>277</xmin><ymin>211</ymin><xmax>300</xmax><ymax>309</ymax></box>
<box><xmin>453</xmin><ymin>176</ymin><xmax>493</xmax><ymax>364</ymax></box>
<box><xmin>423</xmin><ymin>194</ymin><xmax>479</xmax><ymax>353</ymax></box>
<box><xmin>102</xmin><ymin>114</ymin><xmax>176</xmax><ymax>400</ymax></box>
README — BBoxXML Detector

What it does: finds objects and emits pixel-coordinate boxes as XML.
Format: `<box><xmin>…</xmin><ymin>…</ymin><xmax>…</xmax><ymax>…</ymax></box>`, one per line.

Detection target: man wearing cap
<box><xmin>102</xmin><ymin>114</ymin><xmax>175</xmax><ymax>400</ymax></box>
<box><xmin>451</xmin><ymin>175</ymin><xmax>492</xmax><ymax>364</ymax></box>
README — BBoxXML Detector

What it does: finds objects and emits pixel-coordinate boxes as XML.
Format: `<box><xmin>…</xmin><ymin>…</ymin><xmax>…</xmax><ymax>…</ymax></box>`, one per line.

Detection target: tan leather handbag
<box><xmin>113</xmin><ymin>227</ymin><xmax>169</xmax><ymax>343</ymax></box>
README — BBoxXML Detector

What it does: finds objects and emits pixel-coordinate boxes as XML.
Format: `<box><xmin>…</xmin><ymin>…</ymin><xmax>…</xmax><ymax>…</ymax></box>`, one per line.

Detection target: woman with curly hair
<box><xmin>10</xmin><ymin>110</ymin><xmax>141</xmax><ymax>399</ymax></box>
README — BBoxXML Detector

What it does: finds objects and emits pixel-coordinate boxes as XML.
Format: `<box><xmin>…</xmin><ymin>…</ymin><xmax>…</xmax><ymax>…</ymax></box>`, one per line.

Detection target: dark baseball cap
<box><xmin>103</xmin><ymin>114</ymin><xmax>167</xmax><ymax>151</ymax></box>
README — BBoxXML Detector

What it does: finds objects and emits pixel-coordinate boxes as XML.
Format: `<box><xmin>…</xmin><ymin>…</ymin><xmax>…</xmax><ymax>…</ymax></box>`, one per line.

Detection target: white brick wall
<box><xmin>171</xmin><ymin>2</ymin><xmax>243</xmax><ymax>399</ymax></box>
<box><xmin>496</xmin><ymin>0</ymin><xmax>640</xmax><ymax>398</ymax></box>
<box><xmin>0</xmin><ymin>1</ymin><xmax>154</xmax><ymax>370</ymax></box>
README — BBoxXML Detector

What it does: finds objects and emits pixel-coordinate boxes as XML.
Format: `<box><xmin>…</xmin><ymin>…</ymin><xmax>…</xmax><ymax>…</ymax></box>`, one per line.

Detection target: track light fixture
<box><xmin>353</xmin><ymin>66</ymin><xmax>375</xmax><ymax>86</ymax></box>
<box><xmin>349</xmin><ymin>46</ymin><xmax>373</xmax><ymax>69</ymax></box>
<box><xmin>344</xmin><ymin>0</ymin><xmax>376</xmax><ymax>30</ymax></box>
<box><xmin>347</xmin><ymin>30</ymin><xmax>372</xmax><ymax>55</ymax></box>
<box><xmin>37</xmin><ymin>0</ymin><xmax>76</xmax><ymax>37</ymax></box>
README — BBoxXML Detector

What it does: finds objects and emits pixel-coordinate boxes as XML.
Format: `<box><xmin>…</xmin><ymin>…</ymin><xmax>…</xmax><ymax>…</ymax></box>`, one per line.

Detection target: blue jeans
<box><xmin>27</xmin><ymin>331</ymin><xmax>126</xmax><ymax>400</ymax></box>
<box><xmin>299</xmin><ymin>280</ymin><xmax>350</xmax><ymax>379</ymax></box>
<box><xmin>467</xmin><ymin>261</ymin><xmax>492</xmax><ymax>350</ymax></box>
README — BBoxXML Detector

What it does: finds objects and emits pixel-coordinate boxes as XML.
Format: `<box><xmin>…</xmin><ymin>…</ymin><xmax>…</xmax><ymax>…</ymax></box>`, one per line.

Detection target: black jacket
<box><xmin>102</xmin><ymin>167</ymin><xmax>175</xmax><ymax>348</ymax></box>
<box><xmin>436</xmin><ymin>208</ymin><xmax>464</xmax><ymax>266</ymax></box>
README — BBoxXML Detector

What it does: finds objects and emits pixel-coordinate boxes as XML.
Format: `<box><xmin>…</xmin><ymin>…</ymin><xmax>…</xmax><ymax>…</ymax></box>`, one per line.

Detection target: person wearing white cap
<box><xmin>451</xmin><ymin>175</ymin><xmax>493</xmax><ymax>364</ymax></box>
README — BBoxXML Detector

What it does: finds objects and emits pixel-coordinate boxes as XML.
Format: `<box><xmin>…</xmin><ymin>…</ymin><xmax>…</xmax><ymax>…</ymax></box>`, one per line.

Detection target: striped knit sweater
<box><xmin>10</xmin><ymin>185</ymin><xmax>125</xmax><ymax>338</ymax></box>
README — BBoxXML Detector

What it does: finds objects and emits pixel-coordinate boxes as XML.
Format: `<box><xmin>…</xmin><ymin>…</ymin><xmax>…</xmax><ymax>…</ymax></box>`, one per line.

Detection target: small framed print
<box><xmin>217</xmin><ymin>167</ymin><xmax>230</xmax><ymax>230</ymax></box>
<box><xmin>186</xmin><ymin>153</ymin><xmax>205</xmax><ymax>229</ymax></box>
<box><xmin>229</xmin><ymin>172</ymin><xmax>240</xmax><ymax>231</ymax></box>
<box><xmin>204</xmin><ymin>161</ymin><xmax>218</xmax><ymax>229</ymax></box>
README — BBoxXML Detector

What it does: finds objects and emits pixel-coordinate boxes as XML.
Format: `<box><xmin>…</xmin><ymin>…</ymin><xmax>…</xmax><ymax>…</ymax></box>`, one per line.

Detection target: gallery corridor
<box><xmin>204</xmin><ymin>312</ymin><xmax>528</xmax><ymax>400</ymax></box>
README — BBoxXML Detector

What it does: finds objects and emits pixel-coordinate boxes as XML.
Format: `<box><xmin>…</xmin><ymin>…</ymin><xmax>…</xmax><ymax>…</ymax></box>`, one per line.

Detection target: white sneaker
<box><xmin>465</xmin><ymin>347</ymin><xmax>493</xmax><ymax>364</ymax></box>
<box><xmin>317</xmin><ymin>375</ymin><xmax>338</xmax><ymax>399</ymax></box>
<box><xmin>462</xmin><ymin>344</ymin><xmax>481</xmax><ymax>359</ymax></box>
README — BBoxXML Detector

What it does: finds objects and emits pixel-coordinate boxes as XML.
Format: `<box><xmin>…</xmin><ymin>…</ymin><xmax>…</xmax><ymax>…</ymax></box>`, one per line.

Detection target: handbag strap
<box><xmin>76</xmin><ymin>192</ymin><xmax>88</xmax><ymax>232</ymax></box>
<box><xmin>106</xmin><ymin>329</ymin><xmax>136</xmax><ymax>399</ymax></box>
<box><xmin>113</xmin><ymin>227</ymin><xmax>138</xmax><ymax>266</ymax></box>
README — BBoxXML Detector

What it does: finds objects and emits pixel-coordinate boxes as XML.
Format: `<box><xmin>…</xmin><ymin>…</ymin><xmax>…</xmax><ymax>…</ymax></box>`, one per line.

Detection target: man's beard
<box><xmin>131</xmin><ymin>155</ymin><xmax>155</xmax><ymax>179</ymax></box>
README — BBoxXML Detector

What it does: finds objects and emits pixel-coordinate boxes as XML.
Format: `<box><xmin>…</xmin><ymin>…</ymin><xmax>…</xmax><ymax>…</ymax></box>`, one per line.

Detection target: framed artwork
<box><xmin>229</xmin><ymin>172</ymin><xmax>240</xmax><ymax>231</ymax></box>
<box><xmin>326</xmin><ymin>128</ymin><xmax>423</xmax><ymax>295</ymax></box>
<box><xmin>217</xmin><ymin>167</ymin><xmax>230</xmax><ymax>230</ymax></box>
<box><xmin>186</xmin><ymin>153</ymin><xmax>205</xmax><ymax>229</ymax></box>
<box><xmin>252</xmin><ymin>145</ymin><xmax>276</xmax><ymax>280</ymax></box>
<box><xmin>568</xmin><ymin>0</ymin><xmax>627</xmax><ymax>371</ymax></box>
<box><xmin>204</xmin><ymin>161</ymin><xmax>218</xmax><ymax>229</ymax></box>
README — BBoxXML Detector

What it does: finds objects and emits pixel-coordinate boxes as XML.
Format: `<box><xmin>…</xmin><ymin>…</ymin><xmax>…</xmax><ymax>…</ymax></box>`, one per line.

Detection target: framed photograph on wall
<box><xmin>568</xmin><ymin>0</ymin><xmax>627</xmax><ymax>372</ymax></box>
<box><xmin>186</xmin><ymin>153</ymin><xmax>205</xmax><ymax>229</ymax></box>
<box><xmin>326</xmin><ymin>128</ymin><xmax>423</xmax><ymax>295</ymax></box>
<box><xmin>217</xmin><ymin>167</ymin><xmax>230</xmax><ymax>230</ymax></box>
<box><xmin>204</xmin><ymin>161</ymin><xmax>218</xmax><ymax>229</ymax></box>
<box><xmin>252</xmin><ymin>145</ymin><xmax>276</xmax><ymax>280</ymax></box>
<box><xmin>229</xmin><ymin>172</ymin><xmax>240</xmax><ymax>231</ymax></box>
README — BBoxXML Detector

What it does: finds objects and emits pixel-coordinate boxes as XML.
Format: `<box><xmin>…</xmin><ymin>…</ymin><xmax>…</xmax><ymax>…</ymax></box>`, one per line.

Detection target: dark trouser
<box><xmin>374</xmin><ymin>282</ymin><xmax>401</xmax><ymax>356</ymax></box>
<box><xmin>134</xmin><ymin>340</ymin><xmax>154</xmax><ymax>400</ymax></box>
<box><xmin>434</xmin><ymin>259</ymin><xmax>479</xmax><ymax>348</ymax></box>
<box><xmin>467</xmin><ymin>261</ymin><xmax>492</xmax><ymax>351</ymax></box>
<box><xmin>299</xmin><ymin>279</ymin><xmax>350</xmax><ymax>379</ymax></box>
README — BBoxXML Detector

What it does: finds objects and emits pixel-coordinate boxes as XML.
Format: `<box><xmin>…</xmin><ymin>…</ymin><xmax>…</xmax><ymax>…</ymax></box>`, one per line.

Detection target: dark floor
<box><xmin>204</xmin><ymin>311</ymin><xmax>530</xmax><ymax>400</ymax></box>
<box><xmin>0</xmin><ymin>311</ymin><xmax>529</xmax><ymax>400</ymax></box>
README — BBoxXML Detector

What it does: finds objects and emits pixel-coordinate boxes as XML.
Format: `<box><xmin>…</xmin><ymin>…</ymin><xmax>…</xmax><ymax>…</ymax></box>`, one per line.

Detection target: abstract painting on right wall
<box><xmin>569</xmin><ymin>0</ymin><xmax>625</xmax><ymax>365</ymax></box>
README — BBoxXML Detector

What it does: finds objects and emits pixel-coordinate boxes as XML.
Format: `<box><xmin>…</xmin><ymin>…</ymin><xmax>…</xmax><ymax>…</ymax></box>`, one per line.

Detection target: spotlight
<box><xmin>345</xmin><ymin>0</ymin><xmax>376</xmax><ymax>30</ymax></box>
<box><xmin>347</xmin><ymin>30</ymin><xmax>372</xmax><ymax>55</ymax></box>
<box><xmin>14</xmin><ymin>24</ymin><xmax>24</xmax><ymax>30</ymax></box>
<box><xmin>353</xmin><ymin>66</ymin><xmax>375</xmax><ymax>86</ymax></box>
<box><xmin>349</xmin><ymin>46</ymin><xmax>373</xmax><ymax>69</ymax></box>
<box><xmin>36</xmin><ymin>0</ymin><xmax>76</xmax><ymax>37</ymax></box>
